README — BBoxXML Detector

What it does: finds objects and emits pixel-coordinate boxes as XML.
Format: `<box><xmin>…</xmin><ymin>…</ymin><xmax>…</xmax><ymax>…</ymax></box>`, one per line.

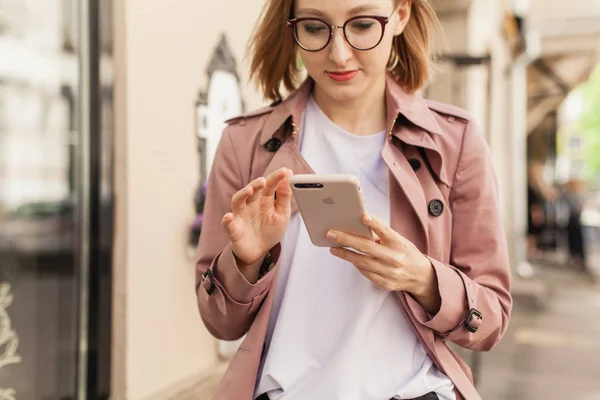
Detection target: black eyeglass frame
<box><xmin>286</xmin><ymin>10</ymin><xmax>396</xmax><ymax>52</ymax></box>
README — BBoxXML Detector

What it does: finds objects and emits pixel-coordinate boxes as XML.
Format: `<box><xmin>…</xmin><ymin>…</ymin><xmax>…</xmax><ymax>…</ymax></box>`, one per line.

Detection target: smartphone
<box><xmin>289</xmin><ymin>174</ymin><xmax>373</xmax><ymax>247</ymax></box>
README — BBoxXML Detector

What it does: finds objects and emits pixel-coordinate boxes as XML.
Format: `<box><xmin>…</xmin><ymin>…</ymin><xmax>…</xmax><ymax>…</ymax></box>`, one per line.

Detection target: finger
<box><xmin>221</xmin><ymin>212</ymin><xmax>237</xmax><ymax>238</ymax></box>
<box><xmin>362</xmin><ymin>214</ymin><xmax>401</xmax><ymax>244</ymax></box>
<box><xmin>246</xmin><ymin>177</ymin><xmax>267</xmax><ymax>204</ymax></box>
<box><xmin>274</xmin><ymin>169</ymin><xmax>294</xmax><ymax>211</ymax></box>
<box><xmin>329</xmin><ymin>247</ymin><xmax>386</xmax><ymax>275</ymax></box>
<box><xmin>231</xmin><ymin>186</ymin><xmax>252</xmax><ymax>215</ymax></box>
<box><xmin>231</xmin><ymin>178</ymin><xmax>266</xmax><ymax>213</ymax></box>
<box><xmin>373</xmin><ymin>232</ymin><xmax>381</xmax><ymax>244</ymax></box>
<box><xmin>262</xmin><ymin>168</ymin><xmax>289</xmax><ymax>198</ymax></box>
<box><xmin>327</xmin><ymin>230</ymin><xmax>379</xmax><ymax>257</ymax></box>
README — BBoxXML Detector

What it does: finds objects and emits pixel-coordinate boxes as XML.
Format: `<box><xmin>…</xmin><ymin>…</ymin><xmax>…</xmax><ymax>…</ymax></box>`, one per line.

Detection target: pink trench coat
<box><xmin>195</xmin><ymin>74</ymin><xmax>512</xmax><ymax>400</ymax></box>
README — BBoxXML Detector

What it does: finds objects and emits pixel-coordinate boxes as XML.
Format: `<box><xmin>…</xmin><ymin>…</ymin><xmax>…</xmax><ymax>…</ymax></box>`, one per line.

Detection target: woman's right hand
<box><xmin>221</xmin><ymin>168</ymin><xmax>294</xmax><ymax>276</ymax></box>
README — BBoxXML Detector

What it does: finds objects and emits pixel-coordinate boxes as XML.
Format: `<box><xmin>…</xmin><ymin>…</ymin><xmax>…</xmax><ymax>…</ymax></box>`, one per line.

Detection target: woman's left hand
<box><xmin>327</xmin><ymin>214</ymin><xmax>441</xmax><ymax>314</ymax></box>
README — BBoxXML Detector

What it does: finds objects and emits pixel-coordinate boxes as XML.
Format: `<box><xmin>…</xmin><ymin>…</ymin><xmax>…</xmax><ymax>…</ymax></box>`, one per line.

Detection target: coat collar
<box><xmin>259</xmin><ymin>73</ymin><xmax>442</xmax><ymax>146</ymax></box>
<box><xmin>384</xmin><ymin>74</ymin><xmax>442</xmax><ymax>137</ymax></box>
<box><xmin>259</xmin><ymin>78</ymin><xmax>314</xmax><ymax>145</ymax></box>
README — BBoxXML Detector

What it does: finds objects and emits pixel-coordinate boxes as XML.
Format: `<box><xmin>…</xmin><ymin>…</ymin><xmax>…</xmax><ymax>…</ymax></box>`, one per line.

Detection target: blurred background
<box><xmin>0</xmin><ymin>0</ymin><xmax>599</xmax><ymax>399</ymax></box>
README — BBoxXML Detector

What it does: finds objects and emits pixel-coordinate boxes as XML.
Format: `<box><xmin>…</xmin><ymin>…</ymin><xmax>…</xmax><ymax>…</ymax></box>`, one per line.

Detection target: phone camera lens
<box><xmin>294</xmin><ymin>183</ymin><xmax>323</xmax><ymax>189</ymax></box>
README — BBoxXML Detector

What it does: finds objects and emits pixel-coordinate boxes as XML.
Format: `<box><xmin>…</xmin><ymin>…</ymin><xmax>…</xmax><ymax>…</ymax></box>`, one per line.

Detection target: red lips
<box><xmin>327</xmin><ymin>70</ymin><xmax>358</xmax><ymax>82</ymax></box>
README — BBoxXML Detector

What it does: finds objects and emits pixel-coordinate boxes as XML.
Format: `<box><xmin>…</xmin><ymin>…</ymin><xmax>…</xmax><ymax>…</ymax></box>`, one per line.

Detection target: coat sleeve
<box><xmin>195</xmin><ymin>126</ymin><xmax>279</xmax><ymax>341</ymax></box>
<box><xmin>414</xmin><ymin>120</ymin><xmax>512</xmax><ymax>351</ymax></box>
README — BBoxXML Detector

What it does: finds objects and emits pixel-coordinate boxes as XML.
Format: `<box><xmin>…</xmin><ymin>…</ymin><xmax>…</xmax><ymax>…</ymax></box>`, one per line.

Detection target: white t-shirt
<box><xmin>255</xmin><ymin>96</ymin><xmax>455</xmax><ymax>400</ymax></box>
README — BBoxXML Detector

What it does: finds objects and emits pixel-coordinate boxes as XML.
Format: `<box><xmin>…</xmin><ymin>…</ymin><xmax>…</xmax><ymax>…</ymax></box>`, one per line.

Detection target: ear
<box><xmin>392</xmin><ymin>0</ymin><xmax>412</xmax><ymax>36</ymax></box>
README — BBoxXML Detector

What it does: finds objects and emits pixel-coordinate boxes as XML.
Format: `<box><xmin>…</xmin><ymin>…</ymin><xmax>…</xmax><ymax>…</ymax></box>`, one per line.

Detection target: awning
<box><xmin>527</xmin><ymin>0</ymin><xmax>600</xmax><ymax>134</ymax></box>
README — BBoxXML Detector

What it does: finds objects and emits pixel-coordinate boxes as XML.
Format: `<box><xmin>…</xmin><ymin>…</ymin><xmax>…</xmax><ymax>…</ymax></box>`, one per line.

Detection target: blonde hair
<box><xmin>248</xmin><ymin>0</ymin><xmax>441</xmax><ymax>101</ymax></box>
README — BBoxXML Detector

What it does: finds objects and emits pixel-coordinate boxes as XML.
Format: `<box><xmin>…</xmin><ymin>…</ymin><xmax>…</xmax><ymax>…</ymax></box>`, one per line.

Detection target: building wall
<box><xmin>112</xmin><ymin>1</ymin><xmax>266</xmax><ymax>399</ymax></box>
<box><xmin>467</xmin><ymin>0</ymin><xmax>514</xmax><ymax>232</ymax></box>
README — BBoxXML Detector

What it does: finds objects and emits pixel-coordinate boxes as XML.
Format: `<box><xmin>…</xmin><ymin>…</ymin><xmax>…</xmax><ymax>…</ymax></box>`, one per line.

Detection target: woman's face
<box><xmin>292</xmin><ymin>0</ymin><xmax>410</xmax><ymax>103</ymax></box>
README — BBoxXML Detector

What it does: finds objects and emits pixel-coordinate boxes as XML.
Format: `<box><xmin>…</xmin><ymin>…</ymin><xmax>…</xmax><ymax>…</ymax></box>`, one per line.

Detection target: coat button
<box><xmin>408</xmin><ymin>158</ymin><xmax>421</xmax><ymax>172</ymax></box>
<box><xmin>428</xmin><ymin>199</ymin><xmax>444</xmax><ymax>217</ymax></box>
<box><xmin>201</xmin><ymin>269</ymin><xmax>216</xmax><ymax>295</ymax></box>
<box><xmin>264</xmin><ymin>138</ymin><xmax>282</xmax><ymax>152</ymax></box>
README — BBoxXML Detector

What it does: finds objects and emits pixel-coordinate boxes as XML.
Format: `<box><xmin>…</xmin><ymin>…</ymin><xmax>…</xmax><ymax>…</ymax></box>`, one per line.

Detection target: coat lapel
<box><xmin>383</xmin><ymin>136</ymin><xmax>430</xmax><ymax>253</ymax></box>
<box><xmin>382</xmin><ymin>75</ymin><xmax>452</xmax><ymax>252</ymax></box>
<box><xmin>385</xmin><ymin>75</ymin><xmax>450</xmax><ymax>187</ymax></box>
<box><xmin>391</xmin><ymin>125</ymin><xmax>450</xmax><ymax>188</ymax></box>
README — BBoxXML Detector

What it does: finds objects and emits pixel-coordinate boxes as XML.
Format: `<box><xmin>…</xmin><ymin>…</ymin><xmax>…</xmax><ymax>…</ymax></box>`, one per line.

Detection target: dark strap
<box><xmin>412</xmin><ymin>393</ymin><xmax>440</xmax><ymax>400</ymax></box>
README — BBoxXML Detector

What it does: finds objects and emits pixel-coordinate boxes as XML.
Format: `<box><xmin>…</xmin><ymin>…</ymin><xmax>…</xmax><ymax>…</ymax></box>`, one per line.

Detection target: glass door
<box><xmin>0</xmin><ymin>1</ymin><xmax>81</xmax><ymax>399</ymax></box>
<box><xmin>0</xmin><ymin>1</ymin><xmax>113</xmax><ymax>399</ymax></box>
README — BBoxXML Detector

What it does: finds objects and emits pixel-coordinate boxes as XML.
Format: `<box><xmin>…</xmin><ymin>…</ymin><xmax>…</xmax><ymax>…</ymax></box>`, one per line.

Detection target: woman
<box><xmin>196</xmin><ymin>0</ymin><xmax>512</xmax><ymax>399</ymax></box>
<box><xmin>564</xmin><ymin>179</ymin><xmax>588</xmax><ymax>272</ymax></box>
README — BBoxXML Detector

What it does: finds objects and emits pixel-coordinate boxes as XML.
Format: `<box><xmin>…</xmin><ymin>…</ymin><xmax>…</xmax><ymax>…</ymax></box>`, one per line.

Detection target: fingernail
<box><xmin>330</xmin><ymin>248</ymin><xmax>338</xmax><ymax>255</ymax></box>
<box><xmin>364</xmin><ymin>215</ymin><xmax>373</xmax><ymax>223</ymax></box>
<box><xmin>327</xmin><ymin>231</ymin><xmax>337</xmax><ymax>240</ymax></box>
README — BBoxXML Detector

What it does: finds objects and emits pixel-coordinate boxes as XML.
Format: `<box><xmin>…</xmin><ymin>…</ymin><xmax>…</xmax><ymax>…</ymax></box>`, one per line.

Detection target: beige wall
<box><xmin>112</xmin><ymin>1</ymin><xmax>266</xmax><ymax>399</ymax></box>
<box><xmin>466</xmin><ymin>0</ymin><xmax>513</xmax><ymax>227</ymax></box>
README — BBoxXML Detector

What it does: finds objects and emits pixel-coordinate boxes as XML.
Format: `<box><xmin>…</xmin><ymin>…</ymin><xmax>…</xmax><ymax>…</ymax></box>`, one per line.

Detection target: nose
<box><xmin>328</xmin><ymin>27</ymin><xmax>353</xmax><ymax>67</ymax></box>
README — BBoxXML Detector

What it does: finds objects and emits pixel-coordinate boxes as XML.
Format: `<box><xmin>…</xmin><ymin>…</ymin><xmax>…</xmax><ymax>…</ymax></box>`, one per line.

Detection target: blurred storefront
<box><xmin>525</xmin><ymin>0</ymin><xmax>600</xmax><ymax>191</ymax></box>
<box><xmin>0</xmin><ymin>0</ymin><xmax>114</xmax><ymax>399</ymax></box>
<box><xmin>4</xmin><ymin>1</ymin><xmax>275</xmax><ymax>398</ymax></box>
<box><xmin>524</xmin><ymin>0</ymin><xmax>600</xmax><ymax>265</ymax></box>
<box><xmin>426</xmin><ymin>0</ymin><xmax>600</xmax><ymax>272</ymax></box>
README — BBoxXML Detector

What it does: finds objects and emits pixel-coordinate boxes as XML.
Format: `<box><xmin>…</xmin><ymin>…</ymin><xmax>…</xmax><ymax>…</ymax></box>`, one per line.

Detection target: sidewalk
<box><xmin>476</xmin><ymin>257</ymin><xmax>600</xmax><ymax>399</ymax></box>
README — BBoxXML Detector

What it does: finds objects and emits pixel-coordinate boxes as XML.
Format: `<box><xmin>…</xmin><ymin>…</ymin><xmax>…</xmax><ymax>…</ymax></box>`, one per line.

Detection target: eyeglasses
<box><xmin>286</xmin><ymin>9</ymin><xmax>396</xmax><ymax>52</ymax></box>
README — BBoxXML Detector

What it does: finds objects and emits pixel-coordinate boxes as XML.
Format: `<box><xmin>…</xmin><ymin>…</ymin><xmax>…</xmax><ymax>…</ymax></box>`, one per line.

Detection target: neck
<box><xmin>311</xmin><ymin>75</ymin><xmax>388</xmax><ymax>136</ymax></box>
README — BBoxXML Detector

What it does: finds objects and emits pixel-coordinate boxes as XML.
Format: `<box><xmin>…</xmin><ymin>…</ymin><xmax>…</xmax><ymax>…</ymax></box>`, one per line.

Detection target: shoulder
<box><xmin>224</xmin><ymin>99</ymin><xmax>281</xmax><ymax>126</ymax></box>
<box><xmin>424</xmin><ymin>99</ymin><xmax>484</xmax><ymax>148</ymax></box>
<box><xmin>423</xmin><ymin>99</ymin><xmax>489</xmax><ymax>186</ymax></box>
<box><xmin>425</xmin><ymin>99</ymin><xmax>471</xmax><ymax>124</ymax></box>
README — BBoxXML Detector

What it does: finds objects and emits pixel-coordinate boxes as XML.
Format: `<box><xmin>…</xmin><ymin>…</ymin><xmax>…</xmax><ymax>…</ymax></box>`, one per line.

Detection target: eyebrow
<box><xmin>295</xmin><ymin>4</ymin><xmax>382</xmax><ymax>18</ymax></box>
